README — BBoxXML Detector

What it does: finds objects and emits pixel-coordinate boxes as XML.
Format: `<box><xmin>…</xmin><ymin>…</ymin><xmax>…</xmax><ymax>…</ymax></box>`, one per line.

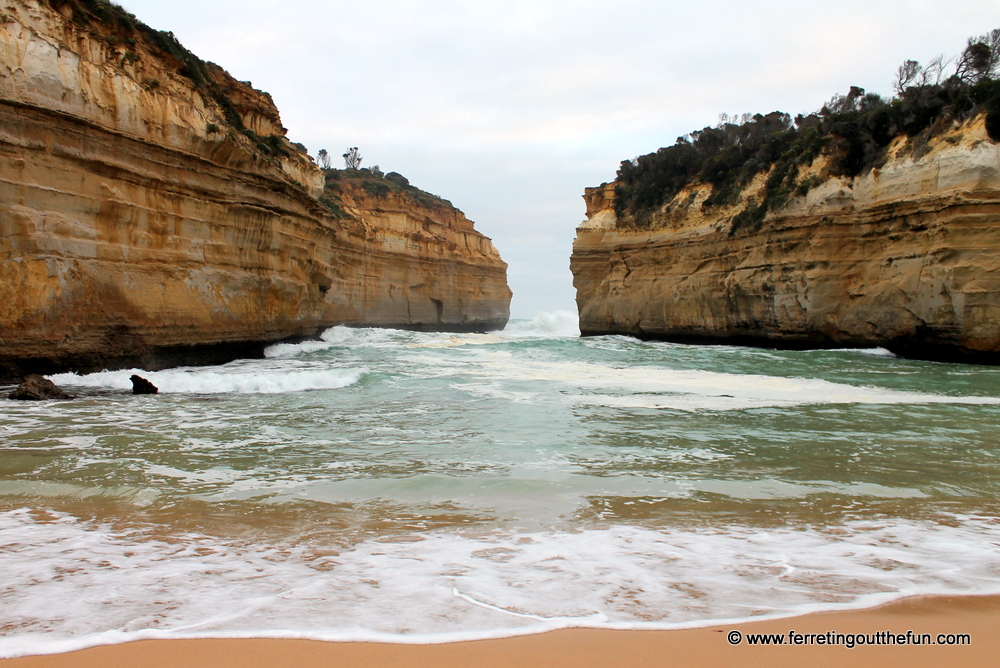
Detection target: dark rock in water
<box><xmin>8</xmin><ymin>374</ymin><xmax>74</xmax><ymax>400</ymax></box>
<box><xmin>130</xmin><ymin>375</ymin><xmax>159</xmax><ymax>395</ymax></box>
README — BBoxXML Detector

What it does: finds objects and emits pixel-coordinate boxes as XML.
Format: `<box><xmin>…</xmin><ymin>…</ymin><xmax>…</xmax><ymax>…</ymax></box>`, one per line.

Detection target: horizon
<box><xmin>117</xmin><ymin>0</ymin><xmax>998</xmax><ymax>318</ymax></box>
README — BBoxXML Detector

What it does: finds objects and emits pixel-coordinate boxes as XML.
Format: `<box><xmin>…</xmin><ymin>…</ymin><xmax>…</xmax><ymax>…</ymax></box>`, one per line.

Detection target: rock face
<box><xmin>8</xmin><ymin>374</ymin><xmax>73</xmax><ymax>400</ymax></box>
<box><xmin>0</xmin><ymin>0</ymin><xmax>510</xmax><ymax>381</ymax></box>
<box><xmin>571</xmin><ymin>118</ymin><xmax>1000</xmax><ymax>362</ymax></box>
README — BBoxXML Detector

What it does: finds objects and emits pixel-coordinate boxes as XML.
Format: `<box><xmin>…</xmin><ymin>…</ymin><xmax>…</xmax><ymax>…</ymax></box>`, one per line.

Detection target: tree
<box><xmin>343</xmin><ymin>147</ymin><xmax>363</xmax><ymax>169</ymax></box>
<box><xmin>955</xmin><ymin>30</ymin><xmax>1000</xmax><ymax>83</ymax></box>
<box><xmin>920</xmin><ymin>55</ymin><xmax>948</xmax><ymax>86</ymax></box>
<box><xmin>316</xmin><ymin>149</ymin><xmax>332</xmax><ymax>169</ymax></box>
<box><xmin>893</xmin><ymin>60</ymin><xmax>921</xmax><ymax>95</ymax></box>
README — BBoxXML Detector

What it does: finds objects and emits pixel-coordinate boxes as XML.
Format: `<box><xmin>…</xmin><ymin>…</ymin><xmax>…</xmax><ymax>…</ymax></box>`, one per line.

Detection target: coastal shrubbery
<box><xmin>41</xmin><ymin>0</ymin><xmax>290</xmax><ymax>159</ymax></box>
<box><xmin>614</xmin><ymin>30</ymin><xmax>1000</xmax><ymax>233</ymax></box>
<box><xmin>320</xmin><ymin>167</ymin><xmax>454</xmax><ymax>216</ymax></box>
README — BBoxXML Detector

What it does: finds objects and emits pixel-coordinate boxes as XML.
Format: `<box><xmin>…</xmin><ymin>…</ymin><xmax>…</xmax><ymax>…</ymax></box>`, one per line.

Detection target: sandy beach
<box><xmin>2</xmin><ymin>594</ymin><xmax>996</xmax><ymax>668</ymax></box>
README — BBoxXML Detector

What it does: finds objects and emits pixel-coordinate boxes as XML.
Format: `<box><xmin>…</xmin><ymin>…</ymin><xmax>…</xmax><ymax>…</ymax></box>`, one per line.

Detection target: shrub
<box><xmin>385</xmin><ymin>172</ymin><xmax>410</xmax><ymax>187</ymax></box>
<box><xmin>362</xmin><ymin>180</ymin><xmax>390</xmax><ymax>198</ymax></box>
<box><xmin>321</xmin><ymin>169</ymin><xmax>453</xmax><ymax>210</ymax></box>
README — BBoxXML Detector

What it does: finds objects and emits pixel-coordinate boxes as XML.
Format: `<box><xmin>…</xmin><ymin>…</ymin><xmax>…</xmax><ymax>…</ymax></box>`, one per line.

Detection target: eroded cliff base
<box><xmin>0</xmin><ymin>340</ymin><xmax>272</xmax><ymax>384</ymax></box>
<box><xmin>576</xmin><ymin>329</ymin><xmax>1000</xmax><ymax>366</ymax></box>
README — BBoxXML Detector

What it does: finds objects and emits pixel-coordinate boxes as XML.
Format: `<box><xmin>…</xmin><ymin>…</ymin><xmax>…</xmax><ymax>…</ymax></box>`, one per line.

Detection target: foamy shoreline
<box><xmin>2</xmin><ymin>595</ymin><xmax>996</xmax><ymax>667</ymax></box>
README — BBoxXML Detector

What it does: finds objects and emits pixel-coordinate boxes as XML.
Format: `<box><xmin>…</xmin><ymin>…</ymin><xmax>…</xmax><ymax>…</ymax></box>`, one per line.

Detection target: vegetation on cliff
<box><xmin>41</xmin><ymin>0</ymin><xmax>292</xmax><ymax>159</ymax></box>
<box><xmin>319</xmin><ymin>167</ymin><xmax>456</xmax><ymax>218</ymax></box>
<box><xmin>613</xmin><ymin>30</ymin><xmax>1000</xmax><ymax>233</ymax></box>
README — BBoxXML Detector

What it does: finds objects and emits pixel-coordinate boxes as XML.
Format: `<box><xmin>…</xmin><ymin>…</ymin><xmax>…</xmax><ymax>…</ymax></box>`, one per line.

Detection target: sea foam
<box><xmin>412</xmin><ymin>349</ymin><xmax>1000</xmax><ymax>411</ymax></box>
<box><xmin>49</xmin><ymin>364</ymin><xmax>363</xmax><ymax>395</ymax></box>
<box><xmin>501</xmin><ymin>311</ymin><xmax>581</xmax><ymax>338</ymax></box>
<box><xmin>2</xmin><ymin>508</ymin><xmax>999</xmax><ymax>658</ymax></box>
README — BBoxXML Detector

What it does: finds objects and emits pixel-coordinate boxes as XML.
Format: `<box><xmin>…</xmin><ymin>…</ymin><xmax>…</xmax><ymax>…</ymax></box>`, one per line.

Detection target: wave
<box><xmin>264</xmin><ymin>326</ymin><xmax>416</xmax><ymax>358</ymax></box>
<box><xmin>264</xmin><ymin>312</ymin><xmax>582</xmax><ymax>359</ymax></box>
<box><xmin>49</xmin><ymin>364</ymin><xmax>364</xmax><ymax>395</ymax></box>
<box><xmin>500</xmin><ymin>311</ymin><xmax>580</xmax><ymax>338</ymax></box>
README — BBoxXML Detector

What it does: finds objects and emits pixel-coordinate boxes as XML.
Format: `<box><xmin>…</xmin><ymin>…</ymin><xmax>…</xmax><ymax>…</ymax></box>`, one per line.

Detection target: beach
<box><xmin>2</xmin><ymin>595</ymin><xmax>995</xmax><ymax>667</ymax></box>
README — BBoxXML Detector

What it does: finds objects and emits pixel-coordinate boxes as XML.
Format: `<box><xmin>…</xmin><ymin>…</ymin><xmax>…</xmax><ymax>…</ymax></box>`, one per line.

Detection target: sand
<box><xmin>2</xmin><ymin>595</ymin><xmax>997</xmax><ymax>668</ymax></box>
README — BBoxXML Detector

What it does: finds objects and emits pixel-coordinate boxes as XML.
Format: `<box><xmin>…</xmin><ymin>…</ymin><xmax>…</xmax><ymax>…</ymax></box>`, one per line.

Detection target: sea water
<box><xmin>2</xmin><ymin>312</ymin><xmax>1000</xmax><ymax>656</ymax></box>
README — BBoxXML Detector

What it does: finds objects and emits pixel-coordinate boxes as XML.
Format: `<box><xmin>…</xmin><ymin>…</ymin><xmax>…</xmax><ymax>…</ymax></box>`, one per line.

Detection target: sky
<box><xmin>119</xmin><ymin>0</ymin><xmax>999</xmax><ymax>318</ymax></box>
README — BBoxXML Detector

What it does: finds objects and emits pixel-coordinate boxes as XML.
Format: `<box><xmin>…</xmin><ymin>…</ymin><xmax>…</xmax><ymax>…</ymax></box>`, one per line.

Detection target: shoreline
<box><xmin>3</xmin><ymin>594</ymin><xmax>997</xmax><ymax>667</ymax></box>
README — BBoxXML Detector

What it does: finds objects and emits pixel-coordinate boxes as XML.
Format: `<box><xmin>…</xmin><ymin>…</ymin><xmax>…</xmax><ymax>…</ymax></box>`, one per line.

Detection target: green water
<box><xmin>2</xmin><ymin>320</ymin><xmax>1000</xmax><ymax>649</ymax></box>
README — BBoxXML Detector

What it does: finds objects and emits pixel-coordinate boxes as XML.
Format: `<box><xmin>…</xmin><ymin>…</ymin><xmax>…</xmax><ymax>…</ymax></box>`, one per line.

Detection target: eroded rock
<box><xmin>8</xmin><ymin>375</ymin><xmax>75</xmax><ymax>400</ymax></box>
<box><xmin>130</xmin><ymin>375</ymin><xmax>159</xmax><ymax>395</ymax></box>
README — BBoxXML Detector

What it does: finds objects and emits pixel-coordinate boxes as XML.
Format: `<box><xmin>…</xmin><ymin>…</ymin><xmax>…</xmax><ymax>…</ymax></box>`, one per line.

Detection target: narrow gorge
<box><xmin>0</xmin><ymin>0</ymin><xmax>511</xmax><ymax>381</ymax></box>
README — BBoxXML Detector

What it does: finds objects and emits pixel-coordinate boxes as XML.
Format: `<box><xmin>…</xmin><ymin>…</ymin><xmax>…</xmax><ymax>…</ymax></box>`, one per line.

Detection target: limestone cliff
<box><xmin>0</xmin><ymin>0</ymin><xmax>510</xmax><ymax>381</ymax></box>
<box><xmin>571</xmin><ymin>118</ymin><xmax>1000</xmax><ymax>363</ymax></box>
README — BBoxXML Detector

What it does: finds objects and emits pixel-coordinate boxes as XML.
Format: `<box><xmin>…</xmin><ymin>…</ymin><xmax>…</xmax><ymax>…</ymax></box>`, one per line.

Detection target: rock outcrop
<box><xmin>0</xmin><ymin>0</ymin><xmax>510</xmax><ymax>381</ymax></box>
<box><xmin>129</xmin><ymin>374</ymin><xmax>157</xmax><ymax>394</ymax></box>
<box><xmin>571</xmin><ymin>118</ymin><xmax>1000</xmax><ymax>363</ymax></box>
<box><xmin>8</xmin><ymin>373</ymin><xmax>73</xmax><ymax>400</ymax></box>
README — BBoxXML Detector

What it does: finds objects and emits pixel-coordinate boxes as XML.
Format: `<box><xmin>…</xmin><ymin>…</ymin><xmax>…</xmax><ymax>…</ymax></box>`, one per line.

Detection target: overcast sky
<box><xmin>120</xmin><ymin>0</ymin><xmax>998</xmax><ymax>318</ymax></box>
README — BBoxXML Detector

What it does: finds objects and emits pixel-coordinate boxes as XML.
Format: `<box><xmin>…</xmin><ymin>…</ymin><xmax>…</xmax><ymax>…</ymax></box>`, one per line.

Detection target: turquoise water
<box><xmin>2</xmin><ymin>313</ymin><xmax>1000</xmax><ymax>655</ymax></box>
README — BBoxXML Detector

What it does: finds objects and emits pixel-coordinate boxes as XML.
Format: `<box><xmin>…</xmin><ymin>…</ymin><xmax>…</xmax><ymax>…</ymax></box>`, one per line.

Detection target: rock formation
<box><xmin>0</xmin><ymin>0</ymin><xmax>511</xmax><ymax>381</ymax></box>
<box><xmin>571</xmin><ymin>117</ymin><xmax>1000</xmax><ymax>363</ymax></box>
<box><xmin>8</xmin><ymin>373</ymin><xmax>73</xmax><ymax>400</ymax></box>
<box><xmin>130</xmin><ymin>374</ymin><xmax>157</xmax><ymax>394</ymax></box>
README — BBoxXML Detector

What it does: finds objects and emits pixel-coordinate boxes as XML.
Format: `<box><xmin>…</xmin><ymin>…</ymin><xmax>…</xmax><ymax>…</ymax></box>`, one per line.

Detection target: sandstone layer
<box><xmin>0</xmin><ymin>0</ymin><xmax>510</xmax><ymax>381</ymax></box>
<box><xmin>571</xmin><ymin>119</ymin><xmax>1000</xmax><ymax>363</ymax></box>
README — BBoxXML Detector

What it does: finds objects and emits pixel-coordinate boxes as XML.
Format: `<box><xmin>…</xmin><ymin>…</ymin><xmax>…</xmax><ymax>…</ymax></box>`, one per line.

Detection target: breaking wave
<box><xmin>49</xmin><ymin>364</ymin><xmax>364</xmax><ymax>395</ymax></box>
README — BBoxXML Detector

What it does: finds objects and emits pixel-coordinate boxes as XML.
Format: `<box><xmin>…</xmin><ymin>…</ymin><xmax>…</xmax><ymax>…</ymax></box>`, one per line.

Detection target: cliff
<box><xmin>0</xmin><ymin>0</ymin><xmax>510</xmax><ymax>381</ymax></box>
<box><xmin>571</xmin><ymin>117</ymin><xmax>1000</xmax><ymax>363</ymax></box>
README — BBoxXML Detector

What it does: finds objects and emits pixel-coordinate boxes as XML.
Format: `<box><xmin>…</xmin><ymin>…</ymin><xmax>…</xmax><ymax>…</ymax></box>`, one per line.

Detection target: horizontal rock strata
<box><xmin>0</xmin><ymin>0</ymin><xmax>510</xmax><ymax>381</ymax></box>
<box><xmin>571</xmin><ymin>120</ymin><xmax>1000</xmax><ymax>363</ymax></box>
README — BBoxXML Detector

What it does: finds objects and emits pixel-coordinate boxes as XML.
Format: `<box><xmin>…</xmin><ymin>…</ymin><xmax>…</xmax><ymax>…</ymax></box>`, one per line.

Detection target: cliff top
<box><xmin>611</xmin><ymin>29</ymin><xmax>1000</xmax><ymax>233</ymax></box>
<box><xmin>318</xmin><ymin>167</ymin><xmax>464</xmax><ymax>223</ymax></box>
<box><xmin>325</xmin><ymin>168</ymin><xmax>455</xmax><ymax>209</ymax></box>
<box><xmin>8</xmin><ymin>0</ymin><xmax>481</xmax><ymax>225</ymax></box>
<box><xmin>29</xmin><ymin>0</ymin><xmax>300</xmax><ymax>159</ymax></box>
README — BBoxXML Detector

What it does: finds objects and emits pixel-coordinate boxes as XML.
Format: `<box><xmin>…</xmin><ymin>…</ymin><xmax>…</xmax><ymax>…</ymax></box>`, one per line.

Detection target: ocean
<box><xmin>2</xmin><ymin>312</ymin><xmax>1000</xmax><ymax>657</ymax></box>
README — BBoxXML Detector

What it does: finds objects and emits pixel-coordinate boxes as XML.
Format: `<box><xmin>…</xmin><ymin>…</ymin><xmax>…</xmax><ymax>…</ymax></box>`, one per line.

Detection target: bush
<box><xmin>321</xmin><ymin>169</ymin><xmax>453</xmax><ymax>210</ymax></box>
<box><xmin>362</xmin><ymin>180</ymin><xmax>390</xmax><ymax>197</ymax></box>
<box><xmin>385</xmin><ymin>172</ymin><xmax>409</xmax><ymax>187</ymax></box>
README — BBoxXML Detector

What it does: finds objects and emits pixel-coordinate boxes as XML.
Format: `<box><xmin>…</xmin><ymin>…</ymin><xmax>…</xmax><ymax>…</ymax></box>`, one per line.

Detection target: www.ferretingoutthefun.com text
<box><xmin>726</xmin><ymin>629</ymin><xmax>971</xmax><ymax>648</ymax></box>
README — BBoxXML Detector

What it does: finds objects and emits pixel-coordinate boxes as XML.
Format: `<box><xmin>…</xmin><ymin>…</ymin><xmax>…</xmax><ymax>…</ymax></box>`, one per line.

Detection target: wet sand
<box><xmin>3</xmin><ymin>595</ymin><xmax>997</xmax><ymax>668</ymax></box>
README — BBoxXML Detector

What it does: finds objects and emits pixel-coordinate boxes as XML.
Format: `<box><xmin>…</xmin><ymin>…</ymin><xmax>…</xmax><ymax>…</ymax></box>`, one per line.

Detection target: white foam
<box><xmin>409</xmin><ymin>334</ymin><xmax>506</xmax><ymax>349</ymax></box>
<box><xmin>414</xmin><ymin>351</ymin><xmax>1000</xmax><ymax>411</ymax></box>
<box><xmin>265</xmin><ymin>326</ymin><xmax>411</xmax><ymax>357</ymax></box>
<box><xmin>2</xmin><ymin>508</ymin><xmax>999</xmax><ymax>658</ymax></box>
<box><xmin>49</xmin><ymin>364</ymin><xmax>364</xmax><ymax>395</ymax></box>
<box><xmin>501</xmin><ymin>311</ymin><xmax>580</xmax><ymax>338</ymax></box>
<box><xmin>848</xmin><ymin>347</ymin><xmax>897</xmax><ymax>357</ymax></box>
<box><xmin>265</xmin><ymin>314</ymin><xmax>581</xmax><ymax>359</ymax></box>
